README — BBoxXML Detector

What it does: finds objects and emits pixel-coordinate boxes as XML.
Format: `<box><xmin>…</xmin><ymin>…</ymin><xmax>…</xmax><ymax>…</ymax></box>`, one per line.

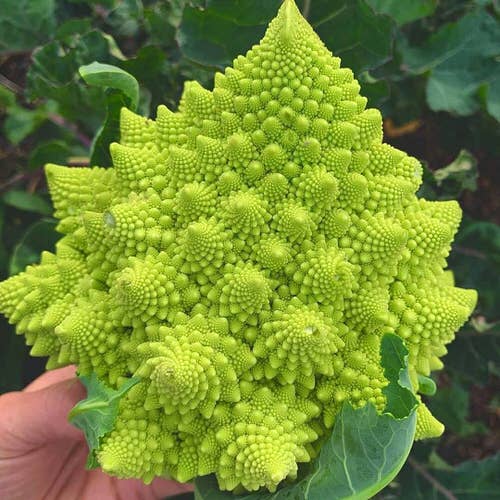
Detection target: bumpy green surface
<box><xmin>0</xmin><ymin>0</ymin><xmax>476</xmax><ymax>493</ymax></box>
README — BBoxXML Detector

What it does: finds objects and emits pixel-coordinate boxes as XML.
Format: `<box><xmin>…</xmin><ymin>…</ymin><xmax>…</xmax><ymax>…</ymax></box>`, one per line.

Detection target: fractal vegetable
<box><xmin>0</xmin><ymin>0</ymin><xmax>477</xmax><ymax>495</ymax></box>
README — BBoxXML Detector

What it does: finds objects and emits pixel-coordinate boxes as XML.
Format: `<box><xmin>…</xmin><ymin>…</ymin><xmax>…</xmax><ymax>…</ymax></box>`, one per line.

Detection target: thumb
<box><xmin>0</xmin><ymin>375</ymin><xmax>86</xmax><ymax>454</ymax></box>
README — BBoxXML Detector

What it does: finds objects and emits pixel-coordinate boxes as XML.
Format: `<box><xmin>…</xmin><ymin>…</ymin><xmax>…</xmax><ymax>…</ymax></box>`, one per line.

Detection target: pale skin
<box><xmin>0</xmin><ymin>365</ymin><xmax>193</xmax><ymax>500</ymax></box>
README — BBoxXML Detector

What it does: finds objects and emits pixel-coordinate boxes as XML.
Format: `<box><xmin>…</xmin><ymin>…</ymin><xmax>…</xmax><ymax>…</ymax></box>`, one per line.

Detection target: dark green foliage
<box><xmin>366</xmin><ymin>0</ymin><xmax>437</xmax><ymax>26</ymax></box>
<box><xmin>449</xmin><ymin>218</ymin><xmax>500</xmax><ymax>319</ymax></box>
<box><xmin>400</xmin><ymin>9</ymin><xmax>500</xmax><ymax>120</ymax></box>
<box><xmin>383</xmin><ymin>453</ymin><xmax>500</xmax><ymax>499</ymax></box>
<box><xmin>0</xmin><ymin>0</ymin><xmax>56</xmax><ymax>52</ymax></box>
<box><xmin>178</xmin><ymin>0</ymin><xmax>282</xmax><ymax>69</ymax></box>
<box><xmin>0</xmin><ymin>0</ymin><xmax>498</xmax><ymax>498</ymax></box>
<box><xmin>79</xmin><ymin>62</ymin><xmax>140</xmax><ymax>164</ymax></box>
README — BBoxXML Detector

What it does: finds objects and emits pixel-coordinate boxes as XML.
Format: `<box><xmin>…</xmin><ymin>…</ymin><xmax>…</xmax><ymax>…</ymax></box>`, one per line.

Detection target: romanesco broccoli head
<box><xmin>0</xmin><ymin>0</ymin><xmax>477</xmax><ymax>493</ymax></box>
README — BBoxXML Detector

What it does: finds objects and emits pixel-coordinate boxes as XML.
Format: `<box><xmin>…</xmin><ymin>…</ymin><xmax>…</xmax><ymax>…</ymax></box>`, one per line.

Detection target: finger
<box><xmin>24</xmin><ymin>365</ymin><xmax>78</xmax><ymax>392</ymax></box>
<box><xmin>0</xmin><ymin>377</ymin><xmax>87</xmax><ymax>450</ymax></box>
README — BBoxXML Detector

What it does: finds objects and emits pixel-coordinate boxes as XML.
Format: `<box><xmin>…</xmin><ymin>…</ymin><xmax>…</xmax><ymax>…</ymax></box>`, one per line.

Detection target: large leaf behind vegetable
<box><xmin>178</xmin><ymin>0</ymin><xmax>394</xmax><ymax>75</ymax></box>
<box><xmin>400</xmin><ymin>8</ymin><xmax>500</xmax><ymax>120</ymax></box>
<box><xmin>366</xmin><ymin>0</ymin><xmax>437</xmax><ymax>26</ymax></box>
<box><xmin>195</xmin><ymin>334</ymin><xmax>417</xmax><ymax>499</ymax></box>
<box><xmin>177</xmin><ymin>0</ymin><xmax>281</xmax><ymax>70</ymax></box>
<box><xmin>8</xmin><ymin>219</ymin><xmax>59</xmax><ymax>276</ymax></box>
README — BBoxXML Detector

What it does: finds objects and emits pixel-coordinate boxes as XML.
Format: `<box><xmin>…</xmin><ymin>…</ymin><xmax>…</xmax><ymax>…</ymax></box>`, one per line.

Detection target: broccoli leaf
<box><xmin>79</xmin><ymin>62</ymin><xmax>139</xmax><ymax>112</ymax></box>
<box><xmin>2</xmin><ymin>190</ymin><xmax>52</xmax><ymax>216</ymax></box>
<box><xmin>382</xmin><ymin>333</ymin><xmax>419</xmax><ymax>417</ymax></box>
<box><xmin>9</xmin><ymin>219</ymin><xmax>59</xmax><ymax>276</ymax></box>
<box><xmin>400</xmin><ymin>9</ymin><xmax>500</xmax><ymax>120</ymax></box>
<box><xmin>426</xmin><ymin>382</ymin><xmax>488</xmax><ymax>437</ymax></box>
<box><xmin>366</xmin><ymin>0</ymin><xmax>437</xmax><ymax>26</ymax></box>
<box><xmin>177</xmin><ymin>0</ymin><xmax>282</xmax><ymax>70</ymax></box>
<box><xmin>178</xmin><ymin>0</ymin><xmax>394</xmax><ymax>75</ymax></box>
<box><xmin>417</xmin><ymin>374</ymin><xmax>437</xmax><ymax>396</ymax></box>
<box><xmin>25</xmin><ymin>30</ymin><xmax>122</xmax><ymax>133</ymax></box>
<box><xmin>194</xmin><ymin>334</ymin><xmax>417</xmax><ymax>499</ymax></box>
<box><xmin>0</xmin><ymin>0</ymin><xmax>56</xmax><ymax>53</ymax></box>
<box><xmin>79</xmin><ymin>62</ymin><xmax>140</xmax><ymax>166</ymax></box>
<box><xmin>68</xmin><ymin>373</ymin><xmax>140</xmax><ymax>468</ymax></box>
<box><xmin>448</xmin><ymin>217</ymin><xmax>500</xmax><ymax>320</ymax></box>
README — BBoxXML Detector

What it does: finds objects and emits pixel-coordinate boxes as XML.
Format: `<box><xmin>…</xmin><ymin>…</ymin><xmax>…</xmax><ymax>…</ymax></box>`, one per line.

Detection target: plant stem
<box><xmin>48</xmin><ymin>114</ymin><xmax>92</xmax><ymax>149</ymax></box>
<box><xmin>0</xmin><ymin>73</ymin><xmax>23</xmax><ymax>95</ymax></box>
<box><xmin>408</xmin><ymin>457</ymin><xmax>458</xmax><ymax>500</ymax></box>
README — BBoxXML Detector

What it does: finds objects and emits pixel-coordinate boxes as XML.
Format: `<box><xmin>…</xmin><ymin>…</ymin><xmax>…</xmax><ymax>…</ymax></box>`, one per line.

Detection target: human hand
<box><xmin>0</xmin><ymin>365</ymin><xmax>193</xmax><ymax>500</ymax></box>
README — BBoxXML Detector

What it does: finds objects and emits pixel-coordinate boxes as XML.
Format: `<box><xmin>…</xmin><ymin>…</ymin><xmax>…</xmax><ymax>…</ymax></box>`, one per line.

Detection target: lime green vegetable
<box><xmin>0</xmin><ymin>0</ymin><xmax>476</xmax><ymax>493</ymax></box>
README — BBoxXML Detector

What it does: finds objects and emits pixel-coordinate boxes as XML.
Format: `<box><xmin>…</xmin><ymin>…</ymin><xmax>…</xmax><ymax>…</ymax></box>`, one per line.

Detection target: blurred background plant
<box><xmin>0</xmin><ymin>1</ymin><xmax>498</xmax><ymax>498</ymax></box>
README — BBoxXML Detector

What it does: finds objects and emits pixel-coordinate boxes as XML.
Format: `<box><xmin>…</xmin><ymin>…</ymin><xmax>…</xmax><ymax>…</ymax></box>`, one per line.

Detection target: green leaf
<box><xmin>55</xmin><ymin>18</ymin><xmax>93</xmax><ymax>41</ymax></box>
<box><xmin>309</xmin><ymin>0</ymin><xmax>395</xmax><ymax>75</ymax></box>
<box><xmin>400</xmin><ymin>9</ymin><xmax>500</xmax><ymax>120</ymax></box>
<box><xmin>427</xmin><ymin>450</ymin><xmax>454</xmax><ymax>472</ymax></box>
<box><xmin>0</xmin><ymin>0</ymin><xmax>56</xmax><ymax>53</ymax></box>
<box><xmin>448</xmin><ymin>217</ymin><xmax>500</xmax><ymax>319</ymax></box>
<box><xmin>417</xmin><ymin>150</ymin><xmax>479</xmax><ymax>202</ymax></box>
<box><xmin>427</xmin><ymin>382</ymin><xmax>487</xmax><ymax>437</ymax></box>
<box><xmin>28</xmin><ymin>140</ymin><xmax>73</xmax><ymax>170</ymax></box>
<box><xmin>26</xmin><ymin>30</ymin><xmax>120</xmax><ymax>131</ymax></box>
<box><xmin>79</xmin><ymin>62</ymin><xmax>139</xmax><ymax>111</ymax></box>
<box><xmin>69</xmin><ymin>373</ymin><xmax>140</xmax><ymax>468</ymax></box>
<box><xmin>381</xmin><ymin>333</ymin><xmax>419</xmax><ymax>418</ymax></box>
<box><xmin>79</xmin><ymin>62</ymin><xmax>139</xmax><ymax>166</ymax></box>
<box><xmin>0</xmin><ymin>206</ymin><xmax>21</xmax><ymax>394</ymax></box>
<box><xmin>144</xmin><ymin>1</ymin><xmax>183</xmax><ymax>47</ymax></box>
<box><xmin>366</xmin><ymin>0</ymin><xmax>437</xmax><ymax>25</ymax></box>
<box><xmin>9</xmin><ymin>219</ymin><xmax>59</xmax><ymax>276</ymax></box>
<box><xmin>358</xmin><ymin>73</ymin><xmax>390</xmax><ymax>108</ymax></box>
<box><xmin>485</xmin><ymin>76</ymin><xmax>500</xmax><ymax>121</ymax></box>
<box><xmin>396</xmin><ymin>453</ymin><xmax>500</xmax><ymax>499</ymax></box>
<box><xmin>470</xmin><ymin>316</ymin><xmax>500</xmax><ymax>334</ymax></box>
<box><xmin>92</xmin><ymin>89</ymin><xmax>131</xmax><ymax>167</ymax></box>
<box><xmin>168</xmin><ymin>494</ymin><xmax>195</xmax><ymax>500</ymax></box>
<box><xmin>178</xmin><ymin>0</ymin><xmax>395</xmax><ymax>76</ymax></box>
<box><xmin>300</xmin><ymin>405</ymin><xmax>415</xmax><ymax>500</ymax></box>
<box><xmin>0</xmin><ymin>86</ymin><xmax>16</xmax><ymax>109</ymax></box>
<box><xmin>106</xmin><ymin>0</ymin><xmax>144</xmax><ymax>37</ymax></box>
<box><xmin>118</xmin><ymin>45</ymin><xmax>175</xmax><ymax>111</ymax></box>
<box><xmin>417</xmin><ymin>375</ymin><xmax>436</xmax><ymax>396</ymax></box>
<box><xmin>177</xmin><ymin>0</ymin><xmax>281</xmax><ymax>69</ymax></box>
<box><xmin>195</xmin><ymin>334</ymin><xmax>417</xmax><ymax>499</ymax></box>
<box><xmin>433</xmin><ymin>150</ymin><xmax>478</xmax><ymax>196</ymax></box>
<box><xmin>2</xmin><ymin>190</ymin><xmax>52</xmax><ymax>216</ymax></box>
<box><xmin>3</xmin><ymin>105</ymin><xmax>51</xmax><ymax>145</ymax></box>
<box><xmin>443</xmin><ymin>330</ymin><xmax>500</xmax><ymax>385</ymax></box>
